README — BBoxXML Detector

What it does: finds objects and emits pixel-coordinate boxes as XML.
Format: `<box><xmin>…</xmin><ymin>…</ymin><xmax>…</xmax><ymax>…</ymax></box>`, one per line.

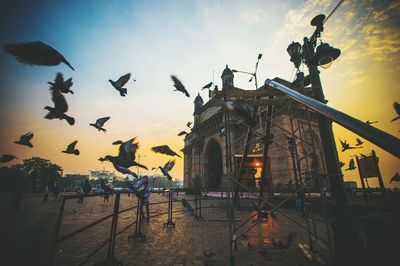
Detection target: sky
<box><xmin>0</xmin><ymin>0</ymin><xmax>399</xmax><ymax>188</ymax></box>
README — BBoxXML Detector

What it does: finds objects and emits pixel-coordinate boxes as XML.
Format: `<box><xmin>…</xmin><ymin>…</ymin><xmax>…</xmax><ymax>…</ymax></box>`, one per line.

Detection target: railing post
<box><xmin>129</xmin><ymin>196</ymin><xmax>145</xmax><ymax>241</ymax></box>
<box><xmin>164</xmin><ymin>190</ymin><xmax>175</xmax><ymax>227</ymax></box>
<box><xmin>196</xmin><ymin>188</ymin><xmax>204</xmax><ymax>221</ymax></box>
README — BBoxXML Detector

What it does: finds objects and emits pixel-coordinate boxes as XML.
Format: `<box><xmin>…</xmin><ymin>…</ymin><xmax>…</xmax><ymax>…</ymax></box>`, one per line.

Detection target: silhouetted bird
<box><xmin>338</xmin><ymin>161</ymin><xmax>345</xmax><ymax>168</ymax></box>
<box><xmin>90</xmin><ymin>117</ymin><xmax>110</xmax><ymax>132</ymax></box>
<box><xmin>391</xmin><ymin>102</ymin><xmax>400</xmax><ymax>122</ymax></box>
<box><xmin>151</xmin><ymin>145</ymin><xmax>181</xmax><ymax>158</ymax></box>
<box><xmin>177</xmin><ymin>131</ymin><xmax>188</xmax><ymax>136</ymax></box>
<box><xmin>355</xmin><ymin>138</ymin><xmax>364</xmax><ymax>146</ymax></box>
<box><xmin>62</xmin><ymin>140</ymin><xmax>80</xmax><ymax>155</ymax></box>
<box><xmin>272</xmin><ymin>232</ymin><xmax>297</xmax><ymax>249</ymax></box>
<box><xmin>224</xmin><ymin>101</ymin><xmax>256</xmax><ymax>127</ymax></box>
<box><xmin>390</xmin><ymin>172</ymin><xmax>400</xmax><ymax>183</ymax></box>
<box><xmin>48</xmin><ymin>73</ymin><xmax>73</xmax><ymax>94</ymax></box>
<box><xmin>0</xmin><ymin>154</ymin><xmax>17</xmax><ymax>163</ymax></box>
<box><xmin>202</xmin><ymin>82</ymin><xmax>213</xmax><ymax>90</ymax></box>
<box><xmin>151</xmin><ymin>167</ymin><xmax>157</xmax><ymax>170</ymax></box>
<box><xmin>181</xmin><ymin>198</ymin><xmax>195</xmax><ymax>215</ymax></box>
<box><xmin>109</xmin><ymin>73</ymin><xmax>132</xmax><ymax>96</ymax></box>
<box><xmin>360</xmin><ymin>153</ymin><xmax>368</xmax><ymax>158</ymax></box>
<box><xmin>14</xmin><ymin>132</ymin><xmax>34</xmax><ymax>148</ymax></box>
<box><xmin>345</xmin><ymin>159</ymin><xmax>356</xmax><ymax>171</ymax></box>
<box><xmin>159</xmin><ymin>160</ymin><xmax>175</xmax><ymax>180</ymax></box>
<box><xmin>366</xmin><ymin>120</ymin><xmax>378</xmax><ymax>125</ymax></box>
<box><xmin>99</xmin><ymin>138</ymin><xmax>148</xmax><ymax>178</ymax></box>
<box><xmin>170</xmin><ymin>75</ymin><xmax>190</xmax><ymax>97</ymax></box>
<box><xmin>44</xmin><ymin>82</ymin><xmax>75</xmax><ymax>125</ymax></box>
<box><xmin>186</xmin><ymin>121</ymin><xmax>192</xmax><ymax>128</ymax></box>
<box><xmin>3</xmin><ymin>41</ymin><xmax>74</xmax><ymax>70</ymax></box>
<box><xmin>339</xmin><ymin>139</ymin><xmax>360</xmax><ymax>152</ymax></box>
<box><xmin>219</xmin><ymin>127</ymin><xmax>226</xmax><ymax>136</ymax></box>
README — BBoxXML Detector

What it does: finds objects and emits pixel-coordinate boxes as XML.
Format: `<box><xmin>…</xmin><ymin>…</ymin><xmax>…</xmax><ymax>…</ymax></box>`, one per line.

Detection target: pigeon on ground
<box><xmin>151</xmin><ymin>145</ymin><xmax>181</xmax><ymax>158</ymax></box>
<box><xmin>90</xmin><ymin>117</ymin><xmax>110</xmax><ymax>132</ymax></box>
<box><xmin>44</xmin><ymin>81</ymin><xmax>75</xmax><ymax>125</ymax></box>
<box><xmin>391</xmin><ymin>102</ymin><xmax>400</xmax><ymax>122</ymax></box>
<box><xmin>3</xmin><ymin>41</ymin><xmax>74</xmax><ymax>70</ymax></box>
<box><xmin>109</xmin><ymin>73</ymin><xmax>132</xmax><ymax>97</ymax></box>
<box><xmin>390</xmin><ymin>172</ymin><xmax>400</xmax><ymax>183</ymax></box>
<box><xmin>0</xmin><ymin>154</ymin><xmax>17</xmax><ymax>163</ymax></box>
<box><xmin>170</xmin><ymin>75</ymin><xmax>190</xmax><ymax>97</ymax></box>
<box><xmin>344</xmin><ymin>158</ymin><xmax>356</xmax><ymax>171</ymax></box>
<box><xmin>14</xmin><ymin>132</ymin><xmax>34</xmax><ymax>148</ymax></box>
<box><xmin>48</xmin><ymin>73</ymin><xmax>73</xmax><ymax>94</ymax></box>
<box><xmin>181</xmin><ymin>198</ymin><xmax>195</xmax><ymax>215</ymax></box>
<box><xmin>366</xmin><ymin>120</ymin><xmax>378</xmax><ymax>125</ymax></box>
<box><xmin>339</xmin><ymin>139</ymin><xmax>360</xmax><ymax>152</ymax></box>
<box><xmin>186</xmin><ymin>121</ymin><xmax>192</xmax><ymax>128</ymax></box>
<box><xmin>202</xmin><ymin>82</ymin><xmax>213</xmax><ymax>90</ymax></box>
<box><xmin>177</xmin><ymin>131</ymin><xmax>188</xmax><ymax>136</ymax></box>
<box><xmin>355</xmin><ymin>138</ymin><xmax>364</xmax><ymax>146</ymax></box>
<box><xmin>159</xmin><ymin>160</ymin><xmax>175</xmax><ymax>180</ymax></box>
<box><xmin>224</xmin><ymin>101</ymin><xmax>256</xmax><ymax>128</ymax></box>
<box><xmin>99</xmin><ymin>138</ymin><xmax>148</xmax><ymax>178</ymax></box>
<box><xmin>62</xmin><ymin>140</ymin><xmax>80</xmax><ymax>155</ymax></box>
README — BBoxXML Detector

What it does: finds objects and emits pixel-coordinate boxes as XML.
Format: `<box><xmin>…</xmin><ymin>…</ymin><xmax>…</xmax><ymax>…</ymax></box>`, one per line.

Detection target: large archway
<box><xmin>205</xmin><ymin>139</ymin><xmax>223</xmax><ymax>189</ymax></box>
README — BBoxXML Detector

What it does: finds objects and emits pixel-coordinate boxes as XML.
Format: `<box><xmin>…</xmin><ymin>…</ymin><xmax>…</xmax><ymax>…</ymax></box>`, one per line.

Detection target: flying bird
<box><xmin>3</xmin><ymin>41</ymin><xmax>74</xmax><ymax>70</ymax></box>
<box><xmin>0</xmin><ymin>154</ymin><xmax>17</xmax><ymax>163</ymax></box>
<box><xmin>344</xmin><ymin>159</ymin><xmax>356</xmax><ymax>171</ymax></box>
<box><xmin>391</xmin><ymin>102</ymin><xmax>400</xmax><ymax>122</ymax></box>
<box><xmin>224</xmin><ymin>101</ymin><xmax>256</xmax><ymax>128</ymax></box>
<box><xmin>186</xmin><ymin>121</ymin><xmax>192</xmax><ymax>128</ymax></box>
<box><xmin>90</xmin><ymin>117</ymin><xmax>110</xmax><ymax>133</ymax></box>
<box><xmin>366</xmin><ymin>120</ymin><xmax>378</xmax><ymax>125</ymax></box>
<box><xmin>151</xmin><ymin>167</ymin><xmax>157</xmax><ymax>170</ymax></box>
<box><xmin>202</xmin><ymin>82</ymin><xmax>213</xmax><ymax>90</ymax></box>
<box><xmin>109</xmin><ymin>73</ymin><xmax>132</xmax><ymax>97</ymax></box>
<box><xmin>62</xmin><ymin>140</ymin><xmax>80</xmax><ymax>155</ymax></box>
<box><xmin>159</xmin><ymin>160</ymin><xmax>175</xmax><ymax>180</ymax></box>
<box><xmin>99</xmin><ymin>138</ymin><xmax>148</xmax><ymax>178</ymax></box>
<box><xmin>151</xmin><ymin>145</ymin><xmax>181</xmax><ymax>158</ymax></box>
<box><xmin>219</xmin><ymin>127</ymin><xmax>226</xmax><ymax>136</ymax></box>
<box><xmin>48</xmin><ymin>72</ymin><xmax>74</xmax><ymax>94</ymax></box>
<box><xmin>44</xmin><ymin>82</ymin><xmax>75</xmax><ymax>125</ymax></box>
<box><xmin>339</xmin><ymin>139</ymin><xmax>360</xmax><ymax>152</ymax></box>
<box><xmin>14</xmin><ymin>132</ymin><xmax>34</xmax><ymax>148</ymax></box>
<box><xmin>338</xmin><ymin>161</ymin><xmax>345</xmax><ymax>168</ymax></box>
<box><xmin>355</xmin><ymin>138</ymin><xmax>364</xmax><ymax>146</ymax></box>
<box><xmin>170</xmin><ymin>75</ymin><xmax>190</xmax><ymax>97</ymax></box>
<box><xmin>390</xmin><ymin>172</ymin><xmax>400</xmax><ymax>183</ymax></box>
<box><xmin>177</xmin><ymin>131</ymin><xmax>188</xmax><ymax>136</ymax></box>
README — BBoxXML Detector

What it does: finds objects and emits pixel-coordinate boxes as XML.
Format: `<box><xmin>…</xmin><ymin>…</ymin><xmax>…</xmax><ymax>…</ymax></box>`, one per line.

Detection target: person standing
<box><xmin>140</xmin><ymin>177</ymin><xmax>151</xmax><ymax>222</ymax></box>
<box><xmin>43</xmin><ymin>184</ymin><xmax>49</xmax><ymax>202</ymax></box>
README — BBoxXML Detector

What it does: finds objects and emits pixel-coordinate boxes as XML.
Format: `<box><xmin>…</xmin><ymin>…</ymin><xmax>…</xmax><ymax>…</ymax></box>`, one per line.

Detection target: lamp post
<box><xmin>137</xmin><ymin>154</ymin><xmax>146</xmax><ymax>177</ymax></box>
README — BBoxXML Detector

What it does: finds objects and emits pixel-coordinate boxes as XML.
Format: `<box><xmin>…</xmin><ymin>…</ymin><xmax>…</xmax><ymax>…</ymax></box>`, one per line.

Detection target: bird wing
<box><xmin>164</xmin><ymin>160</ymin><xmax>175</xmax><ymax>172</ymax></box>
<box><xmin>349</xmin><ymin>158</ymin><xmax>354</xmax><ymax>168</ymax></box>
<box><xmin>25</xmin><ymin>132</ymin><xmax>34</xmax><ymax>141</ymax></box>
<box><xmin>177</xmin><ymin>131</ymin><xmax>187</xmax><ymax>136</ymax></box>
<box><xmin>394</xmin><ymin>102</ymin><xmax>400</xmax><ymax>115</ymax></box>
<box><xmin>151</xmin><ymin>145</ymin><xmax>167</xmax><ymax>154</ymax></box>
<box><xmin>339</xmin><ymin>138</ymin><xmax>346</xmax><ymax>148</ymax></box>
<box><xmin>67</xmin><ymin>140</ymin><xmax>78</xmax><ymax>150</ymax></box>
<box><xmin>96</xmin><ymin>117</ymin><xmax>110</xmax><ymax>126</ymax></box>
<box><xmin>116</xmin><ymin>73</ymin><xmax>131</xmax><ymax>87</ymax></box>
<box><xmin>170</xmin><ymin>75</ymin><xmax>183</xmax><ymax>88</ymax></box>
<box><xmin>119</xmin><ymin>138</ymin><xmax>138</xmax><ymax>162</ymax></box>
<box><xmin>64</xmin><ymin>78</ymin><xmax>73</xmax><ymax>89</ymax></box>
<box><xmin>51</xmin><ymin>85</ymin><xmax>68</xmax><ymax>113</ymax></box>
<box><xmin>202</xmin><ymin>82</ymin><xmax>213</xmax><ymax>89</ymax></box>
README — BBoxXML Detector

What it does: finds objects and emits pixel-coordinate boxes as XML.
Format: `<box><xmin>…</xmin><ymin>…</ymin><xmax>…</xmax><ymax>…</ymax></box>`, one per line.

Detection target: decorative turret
<box><xmin>221</xmin><ymin>64</ymin><xmax>234</xmax><ymax>89</ymax></box>
<box><xmin>193</xmin><ymin>93</ymin><xmax>204</xmax><ymax>125</ymax></box>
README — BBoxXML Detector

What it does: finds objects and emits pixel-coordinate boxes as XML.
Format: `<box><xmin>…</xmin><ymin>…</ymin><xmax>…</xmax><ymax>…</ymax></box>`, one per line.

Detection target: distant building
<box><xmin>89</xmin><ymin>169</ymin><xmax>117</xmax><ymax>181</ymax></box>
<box><xmin>59</xmin><ymin>174</ymin><xmax>89</xmax><ymax>190</ymax></box>
<box><xmin>183</xmin><ymin>65</ymin><xmax>327</xmax><ymax>190</ymax></box>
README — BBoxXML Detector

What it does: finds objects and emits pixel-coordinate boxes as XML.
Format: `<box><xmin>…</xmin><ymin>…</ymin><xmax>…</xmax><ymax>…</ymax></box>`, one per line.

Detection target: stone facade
<box><xmin>183</xmin><ymin>65</ymin><xmax>326</xmax><ymax>190</ymax></box>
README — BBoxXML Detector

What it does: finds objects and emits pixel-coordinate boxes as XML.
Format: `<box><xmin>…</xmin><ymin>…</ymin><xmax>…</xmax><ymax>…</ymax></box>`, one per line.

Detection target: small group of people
<box><xmin>77</xmin><ymin>179</ymin><xmax>91</xmax><ymax>203</ymax></box>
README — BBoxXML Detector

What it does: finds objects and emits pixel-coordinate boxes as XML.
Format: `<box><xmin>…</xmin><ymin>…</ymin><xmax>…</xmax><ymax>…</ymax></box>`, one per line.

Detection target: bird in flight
<box><xmin>99</xmin><ymin>138</ymin><xmax>148</xmax><ymax>178</ymax></box>
<box><xmin>48</xmin><ymin>73</ymin><xmax>74</xmax><ymax>94</ymax></box>
<box><xmin>0</xmin><ymin>154</ymin><xmax>17</xmax><ymax>163</ymax></box>
<box><xmin>355</xmin><ymin>138</ymin><xmax>364</xmax><ymax>146</ymax></box>
<box><xmin>177</xmin><ymin>131</ymin><xmax>188</xmax><ymax>136</ymax></box>
<box><xmin>109</xmin><ymin>73</ymin><xmax>132</xmax><ymax>97</ymax></box>
<box><xmin>365</xmin><ymin>120</ymin><xmax>378</xmax><ymax>125</ymax></box>
<box><xmin>170</xmin><ymin>75</ymin><xmax>190</xmax><ymax>97</ymax></box>
<box><xmin>338</xmin><ymin>161</ymin><xmax>345</xmax><ymax>168</ymax></box>
<box><xmin>3</xmin><ymin>41</ymin><xmax>74</xmax><ymax>70</ymax></box>
<box><xmin>344</xmin><ymin>159</ymin><xmax>356</xmax><ymax>171</ymax></box>
<box><xmin>202</xmin><ymin>82</ymin><xmax>213</xmax><ymax>90</ymax></box>
<box><xmin>62</xmin><ymin>140</ymin><xmax>80</xmax><ymax>155</ymax></box>
<box><xmin>90</xmin><ymin>117</ymin><xmax>110</xmax><ymax>133</ymax></box>
<box><xmin>44</xmin><ymin>81</ymin><xmax>75</xmax><ymax>125</ymax></box>
<box><xmin>339</xmin><ymin>139</ymin><xmax>360</xmax><ymax>152</ymax></box>
<box><xmin>224</xmin><ymin>101</ymin><xmax>256</xmax><ymax>128</ymax></box>
<box><xmin>390</xmin><ymin>172</ymin><xmax>400</xmax><ymax>183</ymax></box>
<box><xmin>159</xmin><ymin>160</ymin><xmax>175</xmax><ymax>180</ymax></box>
<box><xmin>151</xmin><ymin>145</ymin><xmax>181</xmax><ymax>158</ymax></box>
<box><xmin>391</xmin><ymin>102</ymin><xmax>400</xmax><ymax>122</ymax></box>
<box><xmin>186</xmin><ymin>121</ymin><xmax>192</xmax><ymax>128</ymax></box>
<box><xmin>14</xmin><ymin>132</ymin><xmax>34</xmax><ymax>148</ymax></box>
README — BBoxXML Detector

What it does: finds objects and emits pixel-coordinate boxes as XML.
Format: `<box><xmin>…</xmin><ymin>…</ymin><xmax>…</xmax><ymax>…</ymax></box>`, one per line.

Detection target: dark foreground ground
<box><xmin>0</xmin><ymin>192</ymin><xmax>334</xmax><ymax>266</ymax></box>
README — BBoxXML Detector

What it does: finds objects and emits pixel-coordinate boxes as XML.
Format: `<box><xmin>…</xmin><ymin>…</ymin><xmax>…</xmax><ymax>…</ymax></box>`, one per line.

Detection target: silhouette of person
<box><xmin>43</xmin><ymin>184</ymin><xmax>49</xmax><ymax>202</ymax></box>
<box><xmin>140</xmin><ymin>177</ymin><xmax>151</xmax><ymax>221</ymax></box>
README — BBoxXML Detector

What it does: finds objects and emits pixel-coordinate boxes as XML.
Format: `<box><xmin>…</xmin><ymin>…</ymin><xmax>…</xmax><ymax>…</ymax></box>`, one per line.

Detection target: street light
<box><xmin>137</xmin><ymin>154</ymin><xmax>146</xmax><ymax>177</ymax></box>
<box><xmin>232</xmin><ymin>53</ymin><xmax>263</xmax><ymax>89</ymax></box>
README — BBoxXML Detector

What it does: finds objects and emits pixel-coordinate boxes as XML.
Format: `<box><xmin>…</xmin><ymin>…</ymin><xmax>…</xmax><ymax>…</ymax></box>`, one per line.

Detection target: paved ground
<box><xmin>1</xmin><ymin>192</ymin><xmax>331</xmax><ymax>266</ymax></box>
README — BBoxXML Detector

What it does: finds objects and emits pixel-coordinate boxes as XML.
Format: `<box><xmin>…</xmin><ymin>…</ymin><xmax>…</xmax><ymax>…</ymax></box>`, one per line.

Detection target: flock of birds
<box><xmin>0</xmin><ymin>41</ymin><xmax>215</xmax><ymax>184</ymax></box>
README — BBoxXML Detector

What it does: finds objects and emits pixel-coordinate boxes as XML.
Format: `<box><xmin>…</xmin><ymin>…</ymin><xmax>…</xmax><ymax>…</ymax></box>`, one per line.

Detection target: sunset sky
<box><xmin>0</xmin><ymin>0</ymin><xmax>399</xmax><ymax>188</ymax></box>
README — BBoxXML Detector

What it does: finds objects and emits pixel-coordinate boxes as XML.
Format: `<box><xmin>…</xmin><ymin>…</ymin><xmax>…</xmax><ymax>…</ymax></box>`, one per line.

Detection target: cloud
<box><xmin>240</xmin><ymin>9</ymin><xmax>268</xmax><ymax>26</ymax></box>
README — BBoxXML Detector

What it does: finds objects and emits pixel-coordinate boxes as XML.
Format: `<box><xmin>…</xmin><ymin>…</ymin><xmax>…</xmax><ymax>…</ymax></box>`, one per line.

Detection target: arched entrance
<box><xmin>205</xmin><ymin>139</ymin><xmax>223</xmax><ymax>189</ymax></box>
